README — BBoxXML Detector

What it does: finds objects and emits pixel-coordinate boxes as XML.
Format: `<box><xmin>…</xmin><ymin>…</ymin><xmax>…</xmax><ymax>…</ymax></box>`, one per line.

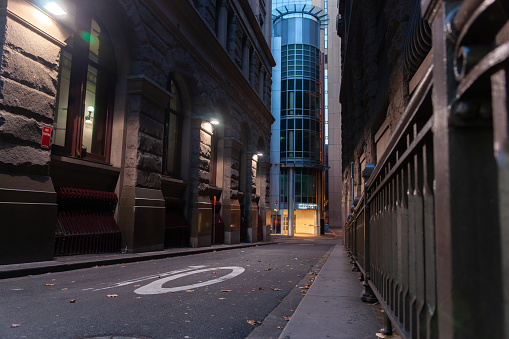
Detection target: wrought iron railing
<box><xmin>344</xmin><ymin>0</ymin><xmax>509</xmax><ymax>337</ymax></box>
<box><xmin>345</xmin><ymin>65</ymin><xmax>435</xmax><ymax>338</ymax></box>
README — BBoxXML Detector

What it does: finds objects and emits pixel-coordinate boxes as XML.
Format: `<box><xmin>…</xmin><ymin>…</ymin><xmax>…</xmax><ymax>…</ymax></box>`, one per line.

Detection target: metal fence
<box><xmin>344</xmin><ymin>0</ymin><xmax>508</xmax><ymax>337</ymax></box>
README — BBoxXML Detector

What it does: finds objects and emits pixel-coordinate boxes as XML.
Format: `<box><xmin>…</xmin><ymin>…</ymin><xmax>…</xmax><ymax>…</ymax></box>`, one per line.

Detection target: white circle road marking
<box><xmin>134</xmin><ymin>266</ymin><xmax>245</xmax><ymax>295</ymax></box>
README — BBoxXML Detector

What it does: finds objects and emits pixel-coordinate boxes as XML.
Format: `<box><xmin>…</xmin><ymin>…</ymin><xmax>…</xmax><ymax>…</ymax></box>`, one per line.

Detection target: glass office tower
<box><xmin>270</xmin><ymin>2</ymin><xmax>327</xmax><ymax>235</ymax></box>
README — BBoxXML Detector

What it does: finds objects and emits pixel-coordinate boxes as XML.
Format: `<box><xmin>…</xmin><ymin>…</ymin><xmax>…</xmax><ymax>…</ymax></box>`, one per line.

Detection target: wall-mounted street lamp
<box><xmin>257</xmin><ymin>151</ymin><xmax>264</xmax><ymax>157</ymax></box>
<box><xmin>43</xmin><ymin>1</ymin><xmax>66</xmax><ymax>16</ymax></box>
<box><xmin>210</xmin><ymin>118</ymin><xmax>220</xmax><ymax>125</ymax></box>
<box><xmin>85</xmin><ymin>106</ymin><xmax>94</xmax><ymax>124</ymax></box>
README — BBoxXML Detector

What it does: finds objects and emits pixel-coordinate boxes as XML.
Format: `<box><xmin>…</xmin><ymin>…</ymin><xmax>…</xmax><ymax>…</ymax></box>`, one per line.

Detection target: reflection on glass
<box><xmin>53</xmin><ymin>50</ymin><xmax>72</xmax><ymax>147</ymax></box>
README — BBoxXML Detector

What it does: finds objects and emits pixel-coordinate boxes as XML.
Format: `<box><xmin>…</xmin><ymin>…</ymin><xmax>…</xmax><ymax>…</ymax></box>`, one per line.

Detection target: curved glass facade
<box><xmin>279</xmin><ymin>43</ymin><xmax>321</xmax><ymax>163</ymax></box>
<box><xmin>270</xmin><ymin>5</ymin><xmax>326</xmax><ymax>235</ymax></box>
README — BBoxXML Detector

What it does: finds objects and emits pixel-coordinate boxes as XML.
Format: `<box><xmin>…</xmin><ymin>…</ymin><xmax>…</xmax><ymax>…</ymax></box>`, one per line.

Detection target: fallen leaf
<box><xmin>246</xmin><ymin>317</ymin><xmax>262</xmax><ymax>326</ymax></box>
<box><xmin>265</xmin><ymin>268</ymin><xmax>272</xmax><ymax>271</ymax></box>
<box><xmin>70</xmin><ymin>299</ymin><xmax>76</xmax><ymax>303</ymax></box>
<box><xmin>61</xmin><ymin>288</ymin><xmax>68</xmax><ymax>291</ymax></box>
<box><xmin>283</xmin><ymin>316</ymin><xmax>291</xmax><ymax>321</ymax></box>
<box><xmin>221</xmin><ymin>290</ymin><xmax>232</xmax><ymax>292</ymax></box>
<box><xmin>185</xmin><ymin>290</ymin><xmax>194</xmax><ymax>292</ymax></box>
<box><xmin>219</xmin><ymin>298</ymin><xmax>226</xmax><ymax>300</ymax></box>
<box><xmin>136</xmin><ymin>297</ymin><xmax>142</xmax><ymax>299</ymax></box>
<box><xmin>44</xmin><ymin>284</ymin><xmax>55</xmax><ymax>286</ymax></box>
<box><xmin>11</xmin><ymin>324</ymin><xmax>21</xmax><ymax>328</ymax></box>
<box><xmin>258</xmin><ymin>260</ymin><xmax>261</xmax><ymax>262</ymax></box>
<box><xmin>288</xmin><ymin>280</ymin><xmax>292</xmax><ymax>283</ymax></box>
<box><xmin>107</xmin><ymin>294</ymin><xmax>118</xmax><ymax>298</ymax></box>
<box><xmin>277</xmin><ymin>326</ymin><xmax>284</xmax><ymax>330</ymax></box>
<box><xmin>271</xmin><ymin>287</ymin><xmax>282</xmax><ymax>291</ymax></box>
<box><xmin>11</xmin><ymin>289</ymin><xmax>23</xmax><ymax>291</ymax></box>
<box><xmin>258</xmin><ymin>287</ymin><xmax>265</xmax><ymax>290</ymax></box>
<box><xmin>134</xmin><ymin>285</ymin><xmax>141</xmax><ymax>287</ymax></box>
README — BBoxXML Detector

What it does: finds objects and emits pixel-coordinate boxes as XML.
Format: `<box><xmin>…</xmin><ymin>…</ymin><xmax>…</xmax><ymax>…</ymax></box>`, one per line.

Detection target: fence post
<box><xmin>361</xmin><ymin>164</ymin><xmax>377</xmax><ymax>303</ymax></box>
<box><xmin>429</xmin><ymin>1</ymin><xmax>505</xmax><ymax>337</ymax></box>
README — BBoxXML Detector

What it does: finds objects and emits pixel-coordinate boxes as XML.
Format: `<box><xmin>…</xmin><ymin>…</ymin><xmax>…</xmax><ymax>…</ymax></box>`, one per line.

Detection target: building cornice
<box><xmin>142</xmin><ymin>0</ymin><xmax>275</xmax><ymax>134</ymax></box>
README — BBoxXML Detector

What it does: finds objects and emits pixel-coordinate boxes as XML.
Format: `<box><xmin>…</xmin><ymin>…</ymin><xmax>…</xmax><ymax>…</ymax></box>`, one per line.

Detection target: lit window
<box><xmin>53</xmin><ymin>14</ymin><xmax>116</xmax><ymax>162</ymax></box>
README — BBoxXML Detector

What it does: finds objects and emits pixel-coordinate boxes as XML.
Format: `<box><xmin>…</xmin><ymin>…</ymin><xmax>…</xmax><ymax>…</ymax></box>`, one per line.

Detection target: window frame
<box><xmin>52</xmin><ymin>9</ymin><xmax>116</xmax><ymax>164</ymax></box>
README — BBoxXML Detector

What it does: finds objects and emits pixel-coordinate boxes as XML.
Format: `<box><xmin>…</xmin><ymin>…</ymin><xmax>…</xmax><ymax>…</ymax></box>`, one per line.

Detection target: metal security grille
<box><xmin>55</xmin><ymin>188</ymin><xmax>121</xmax><ymax>255</ymax></box>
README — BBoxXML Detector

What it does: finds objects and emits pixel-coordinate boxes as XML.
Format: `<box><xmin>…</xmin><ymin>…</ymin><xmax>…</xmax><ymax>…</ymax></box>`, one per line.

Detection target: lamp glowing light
<box><xmin>43</xmin><ymin>2</ymin><xmax>67</xmax><ymax>16</ymax></box>
<box><xmin>210</xmin><ymin>118</ymin><xmax>220</xmax><ymax>125</ymax></box>
<box><xmin>85</xmin><ymin>106</ymin><xmax>94</xmax><ymax>124</ymax></box>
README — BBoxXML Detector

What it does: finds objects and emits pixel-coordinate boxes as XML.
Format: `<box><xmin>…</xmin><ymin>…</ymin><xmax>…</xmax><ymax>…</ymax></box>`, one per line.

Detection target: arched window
<box><xmin>52</xmin><ymin>9</ymin><xmax>116</xmax><ymax>162</ymax></box>
<box><xmin>163</xmin><ymin>74</ymin><xmax>183</xmax><ymax>177</ymax></box>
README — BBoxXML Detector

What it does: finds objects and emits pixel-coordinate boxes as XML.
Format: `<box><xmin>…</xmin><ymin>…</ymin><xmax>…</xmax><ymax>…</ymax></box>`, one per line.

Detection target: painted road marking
<box><xmin>85</xmin><ymin>266</ymin><xmax>207</xmax><ymax>292</ymax></box>
<box><xmin>134</xmin><ymin>266</ymin><xmax>245</xmax><ymax>295</ymax></box>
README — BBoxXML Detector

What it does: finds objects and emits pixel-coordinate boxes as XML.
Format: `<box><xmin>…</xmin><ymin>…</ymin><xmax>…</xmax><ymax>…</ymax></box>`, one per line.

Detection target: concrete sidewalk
<box><xmin>279</xmin><ymin>237</ymin><xmax>384</xmax><ymax>339</ymax></box>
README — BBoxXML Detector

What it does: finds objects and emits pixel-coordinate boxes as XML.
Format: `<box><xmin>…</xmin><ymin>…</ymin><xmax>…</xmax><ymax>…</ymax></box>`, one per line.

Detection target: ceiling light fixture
<box><xmin>44</xmin><ymin>2</ymin><xmax>66</xmax><ymax>16</ymax></box>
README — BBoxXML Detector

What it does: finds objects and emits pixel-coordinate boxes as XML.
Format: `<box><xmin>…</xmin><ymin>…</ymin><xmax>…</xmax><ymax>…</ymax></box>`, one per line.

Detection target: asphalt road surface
<box><xmin>0</xmin><ymin>236</ymin><xmax>337</xmax><ymax>339</ymax></box>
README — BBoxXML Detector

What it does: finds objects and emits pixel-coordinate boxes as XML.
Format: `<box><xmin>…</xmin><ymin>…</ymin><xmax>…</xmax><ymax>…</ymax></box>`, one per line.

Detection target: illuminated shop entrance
<box><xmin>273</xmin><ymin>168</ymin><xmax>323</xmax><ymax>235</ymax></box>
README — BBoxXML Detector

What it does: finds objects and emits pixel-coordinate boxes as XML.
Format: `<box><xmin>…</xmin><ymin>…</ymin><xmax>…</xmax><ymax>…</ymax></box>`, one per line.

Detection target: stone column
<box><xmin>188</xmin><ymin>119</ymin><xmax>214</xmax><ymax>247</ymax></box>
<box><xmin>0</xmin><ymin>8</ymin><xmax>65</xmax><ymax>264</ymax></box>
<box><xmin>118</xmin><ymin>75</ymin><xmax>170</xmax><ymax>253</ymax></box>
<box><xmin>227</xmin><ymin>14</ymin><xmax>238</xmax><ymax>59</ymax></box>
<box><xmin>242</xmin><ymin>39</ymin><xmax>250</xmax><ymax>79</ymax></box>
<box><xmin>247</xmin><ymin>153</ymin><xmax>258</xmax><ymax>242</ymax></box>
<box><xmin>249</xmin><ymin>53</ymin><xmax>257</xmax><ymax>87</ymax></box>
<box><xmin>248</xmin><ymin>199</ymin><xmax>259</xmax><ymax>242</ymax></box>
<box><xmin>217</xmin><ymin>0</ymin><xmax>228</xmax><ymax>48</ymax></box>
<box><xmin>222</xmin><ymin>138</ymin><xmax>242</xmax><ymax>244</ymax></box>
<box><xmin>260</xmin><ymin>159</ymin><xmax>270</xmax><ymax>241</ymax></box>
<box><xmin>258</xmin><ymin>68</ymin><xmax>265</xmax><ymax>98</ymax></box>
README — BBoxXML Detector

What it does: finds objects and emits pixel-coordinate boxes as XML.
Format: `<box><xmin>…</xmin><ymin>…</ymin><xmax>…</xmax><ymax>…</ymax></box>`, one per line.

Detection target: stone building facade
<box><xmin>338</xmin><ymin>0</ymin><xmax>509</xmax><ymax>337</ymax></box>
<box><xmin>338</xmin><ymin>0</ymin><xmax>419</xmax><ymax>222</ymax></box>
<box><xmin>0</xmin><ymin>0</ymin><xmax>274</xmax><ymax>265</ymax></box>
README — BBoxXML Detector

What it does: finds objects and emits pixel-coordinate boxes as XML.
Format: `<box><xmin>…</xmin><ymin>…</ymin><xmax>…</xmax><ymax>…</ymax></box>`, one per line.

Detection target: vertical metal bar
<box><xmin>351</xmin><ymin>161</ymin><xmax>354</xmax><ymax>206</ymax></box>
<box><xmin>423</xmin><ymin>142</ymin><xmax>437</xmax><ymax>339</ymax></box>
<box><xmin>407</xmin><ymin>158</ymin><xmax>417</xmax><ymax>337</ymax></box>
<box><xmin>491</xmin><ymin>68</ymin><xmax>509</xmax><ymax>339</ymax></box>
<box><xmin>391</xmin><ymin>173</ymin><xmax>398</xmax><ymax>313</ymax></box>
<box><xmin>414</xmin><ymin>141</ymin><xmax>426</xmax><ymax>339</ymax></box>
<box><xmin>382</xmin><ymin>182</ymin><xmax>388</xmax><ymax>301</ymax></box>
<box><xmin>401</xmin><ymin>164</ymin><xmax>410</xmax><ymax>330</ymax></box>
<box><xmin>362</xmin><ymin>185</ymin><xmax>377</xmax><ymax>303</ymax></box>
